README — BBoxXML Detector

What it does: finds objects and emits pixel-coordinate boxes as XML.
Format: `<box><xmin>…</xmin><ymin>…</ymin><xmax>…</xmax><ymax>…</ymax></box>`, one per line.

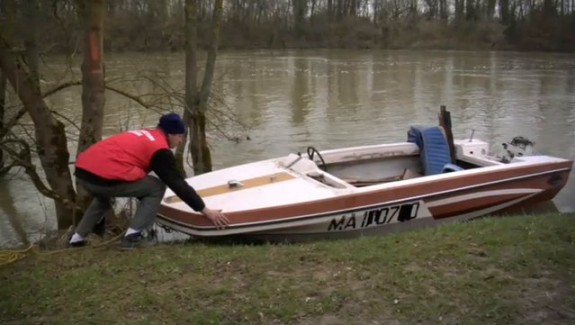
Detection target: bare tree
<box><xmin>0</xmin><ymin>0</ymin><xmax>7</xmax><ymax>176</ymax></box>
<box><xmin>0</xmin><ymin>39</ymin><xmax>79</xmax><ymax>229</ymax></box>
<box><xmin>77</xmin><ymin>0</ymin><xmax>105</xmax><ymax>156</ymax></box>
<box><xmin>20</xmin><ymin>0</ymin><xmax>41</xmax><ymax>85</ymax></box>
<box><xmin>0</xmin><ymin>72</ymin><xmax>5</xmax><ymax>175</ymax></box>
<box><xmin>499</xmin><ymin>0</ymin><xmax>511</xmax><ymax>24</ymax></box>
<box><xmin>0</xmin><ymin>184</ymin><xmax>30</xmax><ymax>245</ymax></box>
<box><xmin>6</xmin><ymin>0</ymin><xmax>575</xmax><ymax>53</ymax></box>
<box><xmin>75</xmin><ymin>0</ymin><xmax>106</xmax><ymax>212</ymax></box>
<box><xmin>0</xmin><ymin>0</ymin><xmax>81</xmax><ymax>229</ymax></box>
<box><xmin>177</xmin><ymin>0</ymin><xmax>224</xmax><ymax>176</ymax></box>
<box><xmin>293</xmin><ymin>0</ymin><xmax>308</xmax><ymax>36</ymax></box>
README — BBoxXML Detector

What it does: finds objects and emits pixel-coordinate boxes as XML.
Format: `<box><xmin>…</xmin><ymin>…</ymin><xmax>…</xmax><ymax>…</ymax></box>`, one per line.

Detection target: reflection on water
<box><xmin>1</xmin><ymin>50</ymin><xmax>574</xmax><ymax>246</ymax></box>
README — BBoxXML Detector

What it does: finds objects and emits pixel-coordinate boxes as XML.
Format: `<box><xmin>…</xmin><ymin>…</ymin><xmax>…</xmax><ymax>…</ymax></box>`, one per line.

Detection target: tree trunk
<box><xmin>466</xmin><ymin>0</ymin><xmax>477</xmax><ymax>21</ymax></box>
<box><xmin>500</xmin><ymin>0</ymin><xmax>510</xmax><ymax>24</ymax></box>
<box><xmin>0</xmin><ymin>40</ymin><xmax>78</xmax><ymax>230</ymax></box>
<box><xmin>0</xmin><ymin>184</ymin><xmax>30</xmax><ymax>245</ymax></box>
<box><xmin>0</xmin><ymin>71</ymin><xmax>5</xmax><ymax>174</ymax></box>
<box><xmin>439</xmin><ymin>0</ymin><xmax>449</xmax><ymax>21</ymax></box>
<box><xmin>76</xmin><ymin>0</ymin><xmax>106</xmax><ymax>212</ymax></box>
<box><xmin>23</xmin><ymin>0</ymin><xmax>40</xmax><ymax>86</ymax></box>
<box><xmin>78</xmin><ymin>0</ymin><xmax>105</xmax><ymax>156</ymax></box>
<box><xmin>193</xmin><ymin>0</ymin><xmax>222</xmax><ymax>175</ymax></box>
<box><xmin>177</xmin><ymin>0</ymin><xmax>200</xmax><ymax>177</ymax></box>
<box><xmin>293</xmin><ymin>0</ymin><xmax>308</xmax><ymax>36</ymax></box>
<box><xmin>454</xmin><ymin>0</ymin><xmax>465</xmax><ymax>22</ymax></box>
<box><xmin>179</xmin><ymin>0</ymin><xmax>223</xmax><ymax>176</ymax></box>
<box><xmin>485</xmin><ymin>0</ymin><xmax>497</xmax><ymax>20</ymax></box>
<box><xmin>328</xmin><ymin>0</ymin><xmax>334</xmax><ymax>22</ymax></box>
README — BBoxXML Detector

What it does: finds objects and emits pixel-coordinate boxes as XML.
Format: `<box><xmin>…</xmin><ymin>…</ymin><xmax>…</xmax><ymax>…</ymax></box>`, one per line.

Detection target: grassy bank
<box><xmin>1</xmin><ymin>213</ymin><xmax>574</xmax><ymax>325</ymax></box>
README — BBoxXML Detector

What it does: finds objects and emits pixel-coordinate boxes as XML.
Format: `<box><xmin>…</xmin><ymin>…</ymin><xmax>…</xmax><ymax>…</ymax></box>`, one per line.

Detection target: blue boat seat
<box><xmin>407</xmin><ymin>126</ymin><xmax>463</xmax><ymax>176</ymax></box>
<box><xmin>442</xmin><ymin>163</ymin><xmax>464</xmax><ymax>173</ymax></box>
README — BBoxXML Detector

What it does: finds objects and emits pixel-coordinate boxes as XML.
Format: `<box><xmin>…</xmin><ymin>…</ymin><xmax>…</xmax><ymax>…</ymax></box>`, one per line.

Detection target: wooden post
<box><xmin>439</xmin><ymin>105</ymin><xmax>456</xmax><ymax>163</ymax></box>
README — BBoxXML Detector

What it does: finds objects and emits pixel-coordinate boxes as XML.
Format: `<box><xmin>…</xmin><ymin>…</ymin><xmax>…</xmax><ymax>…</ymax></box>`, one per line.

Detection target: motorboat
<box><xmin>156</xmin><ymin>110</ymin><xmax>572</xmax><ymax>242</ymax></box>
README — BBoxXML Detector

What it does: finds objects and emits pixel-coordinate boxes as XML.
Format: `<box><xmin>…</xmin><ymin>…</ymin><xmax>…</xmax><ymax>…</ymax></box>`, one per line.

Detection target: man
<box><xmin>69</xmin><ymin>112</ymin><xmax>229</xmax><ymax>248</ymax></box>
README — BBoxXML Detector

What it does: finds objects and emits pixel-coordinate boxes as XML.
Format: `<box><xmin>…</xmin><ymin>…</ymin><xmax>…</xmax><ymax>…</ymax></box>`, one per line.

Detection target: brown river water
<box><xmin>1</xmin><ymin>49</ymin><xmax>574</xmax><ymax>246</ymax></box>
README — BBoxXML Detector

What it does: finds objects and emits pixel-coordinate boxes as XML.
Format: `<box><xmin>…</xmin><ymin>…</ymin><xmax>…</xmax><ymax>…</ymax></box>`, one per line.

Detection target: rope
<box><xmin>0</xmin><ymin>244</ymin><xmax>34</xmax><ymax>267</ymax></box>
<box><xmin>36</xmin><ymin>232</ymin><xmax>126</xmax><ymax>256</ymax></box>
<box><xmin>0</xmin><ymin>232</ymin><xmax>126</xmax><ymax>266</ymax></box>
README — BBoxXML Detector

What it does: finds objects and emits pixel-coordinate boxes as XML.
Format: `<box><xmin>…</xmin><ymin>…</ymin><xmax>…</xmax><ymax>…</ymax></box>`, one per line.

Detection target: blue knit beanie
<box><xmin>158</xmin><ymin>113</ymin><xmax>186</xmax><ymax>135</ymax></box>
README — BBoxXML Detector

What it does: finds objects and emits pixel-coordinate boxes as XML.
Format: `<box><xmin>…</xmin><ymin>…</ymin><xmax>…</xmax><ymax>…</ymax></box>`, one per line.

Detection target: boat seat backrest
<box><xmin>407</xmin><ymin>126</ymin><xmax>462</xmax><ymax>176</ymax></box>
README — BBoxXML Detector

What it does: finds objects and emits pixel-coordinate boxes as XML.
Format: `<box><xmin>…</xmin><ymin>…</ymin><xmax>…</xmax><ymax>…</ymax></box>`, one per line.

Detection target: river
<box><xmin>1</xmin><ymin>49</ymin><xmax>574</xmax><ymax>247</ymax></box>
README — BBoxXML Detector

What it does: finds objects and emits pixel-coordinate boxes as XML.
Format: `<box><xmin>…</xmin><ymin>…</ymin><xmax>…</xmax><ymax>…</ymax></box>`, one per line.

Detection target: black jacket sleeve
<box><xmin>150</xmin><ymin>149</ymin><xmax>206</xmax><ymax>212</ymax></box>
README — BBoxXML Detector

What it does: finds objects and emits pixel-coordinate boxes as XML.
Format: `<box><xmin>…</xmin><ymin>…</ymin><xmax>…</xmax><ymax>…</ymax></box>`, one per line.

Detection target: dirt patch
<box><xmin>516</xmin><ymin>273</ymin><xmax>575</xmax><ymax>325</ymax></box>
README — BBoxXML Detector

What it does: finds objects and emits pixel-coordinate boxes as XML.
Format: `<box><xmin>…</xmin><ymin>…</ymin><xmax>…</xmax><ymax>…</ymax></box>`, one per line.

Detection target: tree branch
<box><xmin>0</xmin><ymin>139</ymin><xmax>82</xmax><ymax>211</ymax></box>
<box><xmin>105</xmin><ymin>85</ymin><xmax>157</xmax><ymax>111</ymax></box>
<box><xmin>0</xmin><ymin>160</ymin><xmax>15</xmax><ymax>176</ymax></box>
<box><xmin>0</xmin><ymin>107</ymin><xmax>27</xmax><ymax>139</ymax></box>
<box><xmin>0</xmin><ymin>81</ymin><xmax>81</xmax><ymax>141</ymax></box>
<box><xmin>43</xmin><ymin>80</ymin><xmax>81</xmax><ymax>97</ymax></box>
<box><xmin>50</xmin><ymin>109</ymin><xmax>81</xmax><ymax>132</ymax></box>
<box><xmin>0</xmin><ymin>139</ymin><xmax>58</xmax><ymax>200</ymax></box>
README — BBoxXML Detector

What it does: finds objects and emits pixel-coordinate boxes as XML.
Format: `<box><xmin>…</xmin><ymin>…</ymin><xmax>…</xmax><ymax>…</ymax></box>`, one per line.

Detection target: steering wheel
<box><xmin>306</xmin><ymin>146</ymin><xmax>327</xmax><ymax>171</ymax></box>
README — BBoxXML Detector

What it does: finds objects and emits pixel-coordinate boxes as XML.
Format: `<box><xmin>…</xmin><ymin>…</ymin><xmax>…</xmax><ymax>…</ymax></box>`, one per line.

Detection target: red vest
<box><xmin>76</xmin><ymin>128</ymin><xmax>169</xmax><ymax>181</ymax></box>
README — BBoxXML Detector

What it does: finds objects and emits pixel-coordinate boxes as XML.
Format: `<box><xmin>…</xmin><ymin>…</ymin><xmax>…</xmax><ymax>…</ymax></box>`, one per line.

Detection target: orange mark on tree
<box><xmin>89</xmin><ymin>32</ymin><xmax>101</xmax><ymax>63</ymax></box>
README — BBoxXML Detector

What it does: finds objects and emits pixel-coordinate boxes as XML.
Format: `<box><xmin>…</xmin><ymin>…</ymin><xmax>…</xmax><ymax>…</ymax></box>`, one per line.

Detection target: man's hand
<box><xmin>201</xmin><ymin>207</ymin><xmax>229</xmax><ymax>229</ymax></box>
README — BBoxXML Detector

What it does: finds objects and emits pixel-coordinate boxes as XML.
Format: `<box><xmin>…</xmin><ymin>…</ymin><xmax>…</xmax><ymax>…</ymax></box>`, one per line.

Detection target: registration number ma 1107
<box><xmin>327</xmin><ymin>201</ymin><xmax>425</xmax><ymax>232</ymax></box>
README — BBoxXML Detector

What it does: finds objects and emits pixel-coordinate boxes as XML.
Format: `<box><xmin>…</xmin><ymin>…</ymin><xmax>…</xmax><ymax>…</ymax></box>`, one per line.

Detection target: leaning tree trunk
<box><xmin>0</xmin><ymin>71</ymin><xmax>5</xmax><ymax>174</ymax></box>
<box><xmin>0</xmin><ymin>40</ymin><xmax>78</xmax><ymax>229</ymax></box>
<box><xmin>180</xmin><ymin>0</ymin><xmax>223</xmax><ymax>176</ymax></box>
<box><xmin>76</xmin><ymin>0</ymin><xmax>106</xmax><ymax>213</ymax></box>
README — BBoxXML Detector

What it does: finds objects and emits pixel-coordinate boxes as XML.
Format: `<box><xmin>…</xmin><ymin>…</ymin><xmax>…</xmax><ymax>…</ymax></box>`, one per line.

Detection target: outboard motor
<box><xmin>500</xmin><ymin>136</ymin><xmax>534</xmax><ymax>163</ymax></box>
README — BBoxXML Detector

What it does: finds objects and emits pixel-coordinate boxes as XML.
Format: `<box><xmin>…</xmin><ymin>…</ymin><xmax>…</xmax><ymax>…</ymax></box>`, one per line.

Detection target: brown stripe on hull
<box><xmin>164</xmin><ymin>172</ymin><xmax>295</xmax><ymax>203</ymax></box>
<box><xmin>428</xmin><ymin>192</ymin><xmax>535</xmax><ymax>219</ymax></box>
<box><xmin>158</xmin><ymin>161</ymin><xmax>572</xmax><ymax>228</ymax></box>
<box><xmin>428</xmin><ymin>171</ymin><xmax>570</xmax><ymax>219</ymax></box>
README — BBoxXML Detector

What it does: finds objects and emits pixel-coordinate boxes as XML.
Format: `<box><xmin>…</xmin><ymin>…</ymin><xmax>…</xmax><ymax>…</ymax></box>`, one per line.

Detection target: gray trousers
<box><xmin>75</xmin><ymin>176</ymin><xmax>166</xmax><ymax>237</ymax></box>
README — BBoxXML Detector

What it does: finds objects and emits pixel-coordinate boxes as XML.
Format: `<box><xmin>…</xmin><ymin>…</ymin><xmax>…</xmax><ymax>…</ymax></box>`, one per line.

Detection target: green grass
<box><xmin>1</xmin><ymin>213</ymin><xmax>574</xmax><ymax>325</ymax></box>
